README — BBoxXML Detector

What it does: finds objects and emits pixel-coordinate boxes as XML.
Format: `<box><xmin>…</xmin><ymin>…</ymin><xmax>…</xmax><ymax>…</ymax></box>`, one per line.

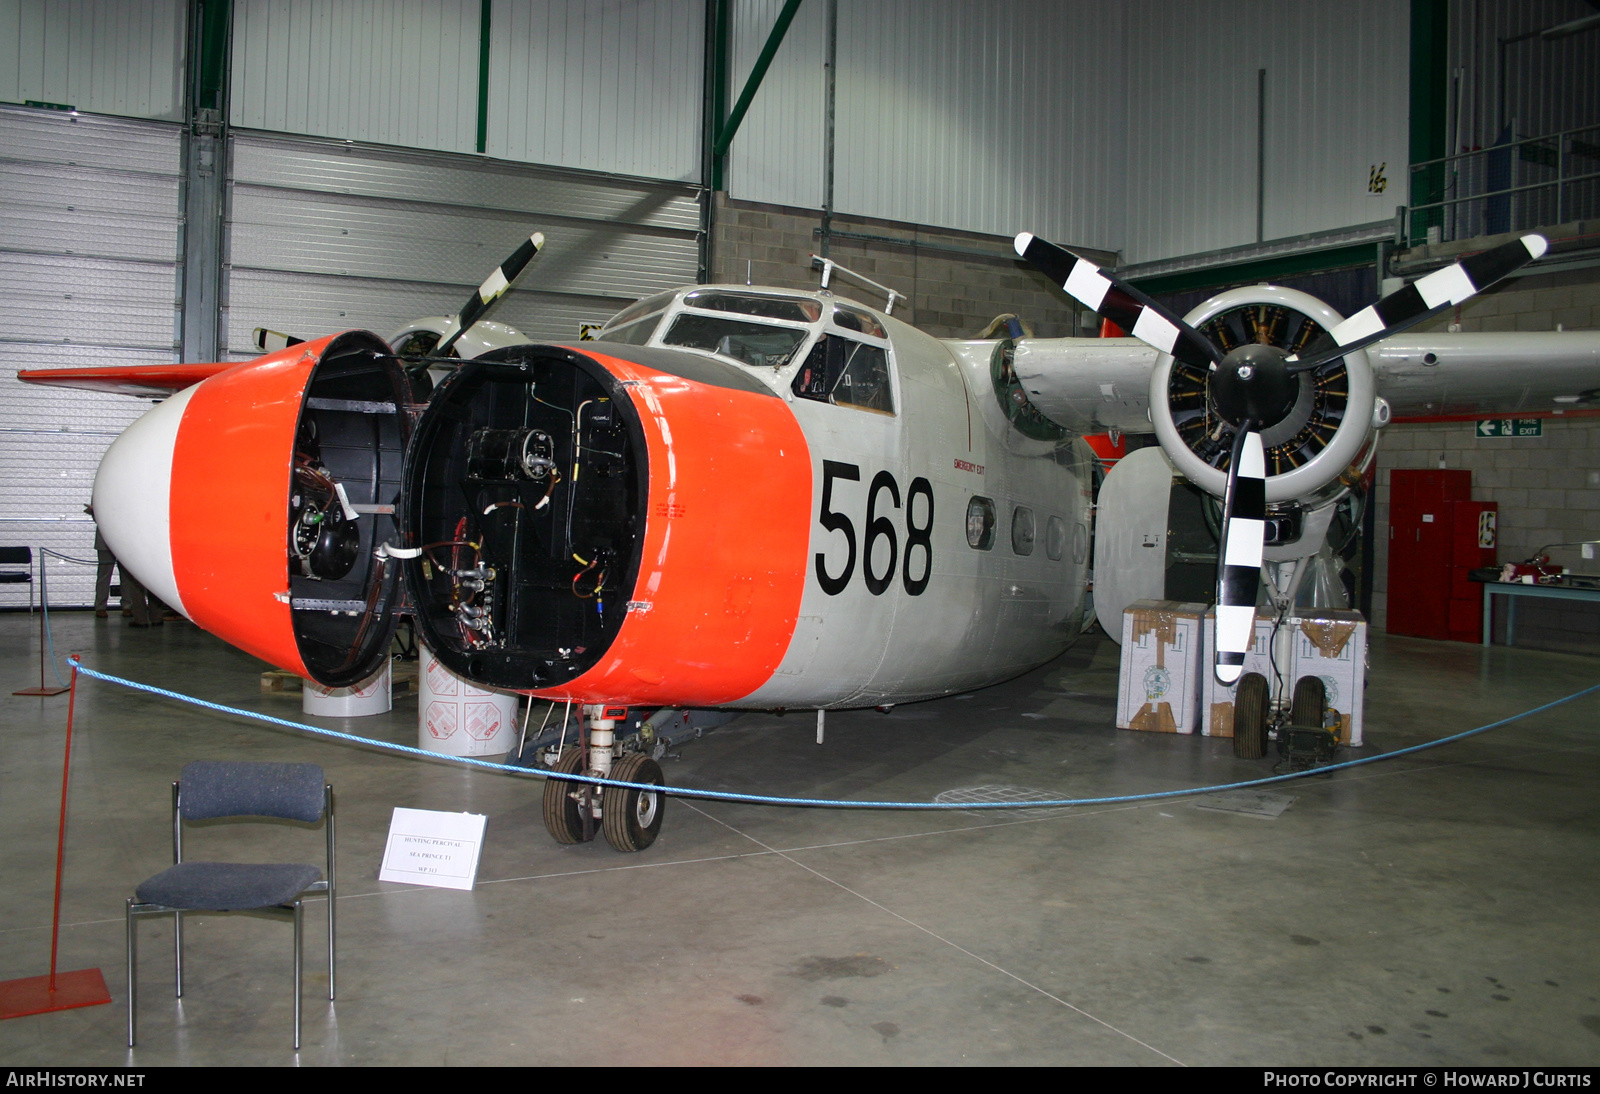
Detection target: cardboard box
<box><xmin>1117</xmin><ymin>600</ymin><xmax>1207</xmax><ymax>733</ymax></box>
<box><xmin>1290</xmin><ymin>609</ymin><xmax>1368</xmax><ymax>746</ymax></box>
<box><xmin>1201</xmin><ymin>609</ymin><xmax>1281</xmax><ymax>737</ymax></box>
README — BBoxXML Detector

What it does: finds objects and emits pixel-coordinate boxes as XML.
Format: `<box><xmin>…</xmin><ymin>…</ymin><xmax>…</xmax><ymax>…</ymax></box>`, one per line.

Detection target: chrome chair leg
<box><xmin>125</xmin><ymin>899</ymin><xmax>137</xmax><ymax>1048</ymax></box>
<box><xmin>292</xmin><ymin>900</ymin><xmax>303</xmax><ymax>1051</ymax></box>
<box><xmin>327</xmin><ymin>792</ymin><xmax>336</xmax><ymax>1000</ymax></box>
<box><xmin>327</xmin><ymin>893</ymin><xmax>336</xmax><ymax>1000</ymax></box>
<box><xmin>173</xmin><ymin>910</ymin><xmax>184</xmax><ymax>998</ymax></box>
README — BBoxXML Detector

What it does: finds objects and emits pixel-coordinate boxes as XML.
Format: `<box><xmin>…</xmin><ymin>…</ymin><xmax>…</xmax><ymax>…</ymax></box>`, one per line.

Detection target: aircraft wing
<box><xmin>16</xmin><ymin>361</ymin><xmax>237</xmax><ymax>398</ymax></box>
<box><xmin>1368</xmin><ymin>333</ymin><xmax>1600</xmax><ymax>419</ymax></box>
<box><xmin>1011</xmin><ymin>330</ymin><xmax>1600</xmax><ymax>433</ymax></box>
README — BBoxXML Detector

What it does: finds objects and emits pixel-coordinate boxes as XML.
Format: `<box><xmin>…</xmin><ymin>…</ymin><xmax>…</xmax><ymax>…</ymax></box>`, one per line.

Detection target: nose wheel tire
<box><xmin>542</xmin><ymin>747</ymin><xmax>593</xmax><ymax>844</ymax></box>
<box><xmin>601</xmin><ymin>753</ymin><xmax>665</xmax><ymax>852</ymax></box>
<box><xmin>1232</xmin><ymin>672</ymin><xmax>1270</xmax><ymax>759</ymax></box>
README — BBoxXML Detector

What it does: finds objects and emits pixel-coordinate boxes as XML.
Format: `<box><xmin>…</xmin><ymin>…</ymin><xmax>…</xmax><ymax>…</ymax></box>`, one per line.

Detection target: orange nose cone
<box><xmin>166</xmin><ymin>338</ymin><xmax>337</xmax><ymax>677</ymax></box>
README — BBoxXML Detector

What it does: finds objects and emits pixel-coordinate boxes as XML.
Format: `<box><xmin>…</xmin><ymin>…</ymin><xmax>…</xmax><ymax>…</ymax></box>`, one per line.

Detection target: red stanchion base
<box><xmin>13</xmin><ymin>686</ymin><xmax>69</xmax><ymax>697</ymax></box>
<box><xmin>0</xmin><ymin>967</ymin><xmax>111</xmax><ymax>1019</ymax></box>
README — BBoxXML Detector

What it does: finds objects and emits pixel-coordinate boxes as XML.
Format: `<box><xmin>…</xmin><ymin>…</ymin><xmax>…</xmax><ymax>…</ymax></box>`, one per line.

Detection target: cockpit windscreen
<box><xmin>661</xmin><ymin>314</ymin><xmax>809</xmax><ymax>369</ymax></box>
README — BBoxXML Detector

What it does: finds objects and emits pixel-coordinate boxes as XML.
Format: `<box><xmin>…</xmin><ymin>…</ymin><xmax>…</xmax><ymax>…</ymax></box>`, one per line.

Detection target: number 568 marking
<box><xmin>816</xmin><ymin>460</ymin><xmax>933</xmax><ymax>597</ymax></box>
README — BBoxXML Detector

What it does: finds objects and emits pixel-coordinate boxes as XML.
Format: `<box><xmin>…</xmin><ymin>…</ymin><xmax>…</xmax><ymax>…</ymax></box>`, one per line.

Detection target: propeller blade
<box><xmin>436</xmin><ymin>231</ymin><xmax>546</xmax><ymax>357</ymax></box>
<box><xmin>1014</xmin><ymin>232</ymin><xmax>1222</xmax><ymax>369</ymax></box>
<box><xmin>1215</xmin><ymin>424</ymin><xmax>1265</xmax><ymax>685</ymax></box>
<box><xmin>1288</xmin><ymin>233</ymin><xmax>1548</xmax><ymax>373</ymax></box>
<box><xmin>253</xmin><ymin>327</ymin><xmax>304</xmax><ymax>353</ymax></box>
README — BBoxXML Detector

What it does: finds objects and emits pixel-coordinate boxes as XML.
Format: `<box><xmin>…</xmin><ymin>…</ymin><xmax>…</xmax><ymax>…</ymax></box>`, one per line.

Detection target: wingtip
<box><xmin>1013</xmin><ymin>232</ymin><xmax>1033</xmax><ymax>257</ymax></box>
<box><xmin>1523</xmin><ymin>234</ymin><xmax>1548</xmax><ymax>260</ymax></box>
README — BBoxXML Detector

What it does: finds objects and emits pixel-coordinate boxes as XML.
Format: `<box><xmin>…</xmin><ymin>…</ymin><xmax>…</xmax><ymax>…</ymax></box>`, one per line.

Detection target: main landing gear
<box><xmin>540</xmin><ymin>704</ymin><xmax>667</xmax><ymax>851</ymax></box>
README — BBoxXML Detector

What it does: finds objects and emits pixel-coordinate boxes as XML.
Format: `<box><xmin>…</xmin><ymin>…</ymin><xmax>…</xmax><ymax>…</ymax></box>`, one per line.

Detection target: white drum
<box><xmin>303</xmin><ymin>659</ymin><xmax>392</xmax><ymax>717</ymax></box>
<box><xmin>418</xmin><ymin>644</ymin><xmax>519</xmax><ymax>756</ymax></box>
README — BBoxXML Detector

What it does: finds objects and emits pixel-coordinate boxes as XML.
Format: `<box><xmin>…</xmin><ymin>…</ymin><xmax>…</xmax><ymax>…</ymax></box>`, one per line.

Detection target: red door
<box><xmin>1387</xmin><ymin>470</ymin><xmax>1472</xmax><ymax>640</ymax></box>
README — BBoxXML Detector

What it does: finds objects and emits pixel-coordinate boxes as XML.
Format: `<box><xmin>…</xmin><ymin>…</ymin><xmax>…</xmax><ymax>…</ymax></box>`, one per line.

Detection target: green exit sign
<box><xmin>1476</xmin><ymin>418</ymin><xmax>1543</xmax><ymax>438</ymax></box>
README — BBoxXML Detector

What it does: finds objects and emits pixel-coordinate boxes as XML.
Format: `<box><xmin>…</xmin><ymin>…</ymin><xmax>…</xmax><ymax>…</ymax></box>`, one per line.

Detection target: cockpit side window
<box><xmin>832</xmin><ymin>303</ymin><xmax>887</xmax><ymax>339</ymax></box>
<box><xmin>604</xmin><ymin>291</ymin><xmax>676</xmax><ymax>330</ymax></box>
<box><xmin>792</xmin><ymin>335</ymin><xmax>894</xmax><ymax>415</ymax></box>
<box><xmin>594</xmin><ymin>313</ymin><xmax>663</xmax><ymax>346</ymax></box>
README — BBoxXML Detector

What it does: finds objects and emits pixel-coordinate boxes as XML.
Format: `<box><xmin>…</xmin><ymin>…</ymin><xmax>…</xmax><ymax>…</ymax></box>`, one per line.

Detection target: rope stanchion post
<box><xmin>0</xmin><ymin>664</ymin><xmax>112</xmax><ymax>1019</ymax></box>
<box><xmin>15</xmin><ymin>551</ymin><xmax>67</xmax><ymax>697</ymax></box>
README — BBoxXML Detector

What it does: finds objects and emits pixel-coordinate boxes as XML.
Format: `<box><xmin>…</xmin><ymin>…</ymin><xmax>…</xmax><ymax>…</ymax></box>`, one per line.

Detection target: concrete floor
<box><xmin>1</xmin><ymin>611</ymin><xmax>1599</xmax><ymax>1067</ymax></box>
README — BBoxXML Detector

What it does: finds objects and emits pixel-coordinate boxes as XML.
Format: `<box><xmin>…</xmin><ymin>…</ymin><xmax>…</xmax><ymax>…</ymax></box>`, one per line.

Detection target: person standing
<box><xmin>89</xmin><ymin>505</ymin><xmax>119</xmax><ymax>619</ymax></box>
<box><xmin>87</xmin><ymin>504</ymin><xmax>158</xmax><ymax>626</ymax></box>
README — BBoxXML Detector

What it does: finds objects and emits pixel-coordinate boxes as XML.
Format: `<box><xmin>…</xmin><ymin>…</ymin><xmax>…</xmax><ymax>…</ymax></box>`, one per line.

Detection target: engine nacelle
<box><xmin>1150</xmin><ymin>285</ymin><xmax>1377</xmax><ymax>507</ymax></box>
<box><xmin>92</xmin><ymin>331</ymin><xmax>412</xmax><ymax>686</ymax></box>
<box><xmin>93</xmin><ymin>334</ymin><xmax>814</xmax><ymax>698</ymax></box>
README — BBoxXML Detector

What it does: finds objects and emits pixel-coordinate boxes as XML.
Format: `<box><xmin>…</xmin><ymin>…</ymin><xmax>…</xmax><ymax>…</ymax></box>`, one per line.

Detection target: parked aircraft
<box><xmin>18</xmin><ymin>229</ymin><xmax>1596</xmax><ymax>850</ymax></box>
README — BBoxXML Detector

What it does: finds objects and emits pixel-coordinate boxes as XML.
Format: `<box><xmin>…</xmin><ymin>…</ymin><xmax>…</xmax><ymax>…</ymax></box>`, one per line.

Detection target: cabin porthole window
<box><xmin>1046</xmin><ymin>515</ymin><xmax>1066</xmax><ymax>561</ymax></box>
<box><xmin>1011</xmin><ymin>506</ymin><xmax>1036</xmax><ymax>556</ymax></box>
<box><xmin>966</xmin><ymin>496</ymin><xmax>996</xmax><ymax>550</ymax></box>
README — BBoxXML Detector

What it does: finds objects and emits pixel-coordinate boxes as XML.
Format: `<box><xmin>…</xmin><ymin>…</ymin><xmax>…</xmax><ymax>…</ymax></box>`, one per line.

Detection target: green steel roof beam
<box><xmin>476</xmin><ymin>0</ymin><xmax>492</xmax><ymax>154</ymax></box>
<box><xmin>714</xmin><ymin>0</ymin><xmax>803</xmax><ymax>160</ymax></box>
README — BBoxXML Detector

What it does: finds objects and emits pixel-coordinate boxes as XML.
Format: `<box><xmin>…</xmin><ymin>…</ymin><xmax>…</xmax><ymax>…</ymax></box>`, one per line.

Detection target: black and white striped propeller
<box><xmin>1214</xmin><ymin>423</ymin><xmax>1265</xmax><ymax>683</ymax></box>
<box><xmin>1283</xmin><ymin>233</ymin><xmax>1548</xmax><ymax>374</ymax></box>
<box><xmin>247</xmin><ymin>232</ymin><xmax>549</xmax><ymax>365</ymax></box>
<box><xmin>433</xmin><ymin>231</ymin><xmax>546</xmax><ymax>358</ymax></box>
<box><xmin>1015</xmin><ymin>230</ymin><xmax>1548</xmax><ymax>683</ymax></box>
<box><xmin>1013</xmin><ymin>233</ymin><xmax>1221</xmax><ymax>371</ymax></box>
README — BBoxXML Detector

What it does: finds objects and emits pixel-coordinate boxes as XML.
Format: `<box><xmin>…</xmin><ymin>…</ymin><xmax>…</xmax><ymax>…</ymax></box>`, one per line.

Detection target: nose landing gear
<box><xmin>1230</xmin><ymin>671</ymin><xmax>1339</xmax><ymax>770</ymax></box>
<box><xmin>539</xmin><ymin>704</ymin><xmax>667</xmax><ymax>851</ymax></box>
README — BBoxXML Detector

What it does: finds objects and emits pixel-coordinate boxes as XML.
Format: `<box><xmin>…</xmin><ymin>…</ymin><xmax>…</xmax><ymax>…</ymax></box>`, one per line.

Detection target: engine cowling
<box><xmin>92</xmin><ymin>331</ymin><xmax>412</xmax><ymax>685</ymax></box>
<box><xmin>1149</xmin><ymin>285</ymin><xmax>1377</xmax><ymax>506</ymax></box>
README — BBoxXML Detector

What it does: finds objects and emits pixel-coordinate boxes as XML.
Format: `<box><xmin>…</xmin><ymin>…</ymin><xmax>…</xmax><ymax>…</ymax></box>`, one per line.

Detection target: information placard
<box><xmin>379</xmin><ymin>808</ymin><xmax>487</xmax><ymax>891</ymax></box>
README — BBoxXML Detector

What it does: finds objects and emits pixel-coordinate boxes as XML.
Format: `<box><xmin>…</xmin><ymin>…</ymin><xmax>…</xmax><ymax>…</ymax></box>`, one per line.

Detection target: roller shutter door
<box><xmin>225</xmin><ymin>132</ymin><xmax>702</xmax><ymax>358</ymax></box>
<box><xmin>0</xmin><ymin>106</ymin><xmax>183</xmax><ymax>608</ymax></box>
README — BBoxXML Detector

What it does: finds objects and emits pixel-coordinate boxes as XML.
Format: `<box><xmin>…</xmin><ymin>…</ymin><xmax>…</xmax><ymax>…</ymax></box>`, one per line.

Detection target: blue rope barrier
<box><xmin>65</xmin><ymin>657</ymin><xmax>1600</xmax><ymax>811</ymax></box>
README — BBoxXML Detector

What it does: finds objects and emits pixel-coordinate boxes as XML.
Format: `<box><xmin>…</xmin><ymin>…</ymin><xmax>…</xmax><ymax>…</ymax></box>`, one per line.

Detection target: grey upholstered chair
<box><xmin>0</xmin><ymin>547</ymin><xmax>32</xmax><ymax>612</ymax></box>
<box><xmin>126</xmin><ymin>761</ymin><xmax>335</xmax><ymax>1050</ymax></box>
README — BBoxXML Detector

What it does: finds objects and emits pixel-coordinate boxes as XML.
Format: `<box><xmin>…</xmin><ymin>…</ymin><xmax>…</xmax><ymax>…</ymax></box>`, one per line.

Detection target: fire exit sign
<box><xmin>1476</xmin><ymin>418</ymin><xmax>1543</xmax><ymax>438</ymax></box>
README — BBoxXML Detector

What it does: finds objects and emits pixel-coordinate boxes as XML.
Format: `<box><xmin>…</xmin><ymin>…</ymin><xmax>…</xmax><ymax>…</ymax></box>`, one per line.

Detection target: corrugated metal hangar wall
<box><xmin>0</xmin><ymin>108</ymin><xmax>184</xmax><ymax>606</ymax></box>
<box><xmin>0</xmin><ymin>0</ymin><xmax>1416</xmax><ymax>606</ymax></box>
<box><xmin>223</xmin><ymin>134</ymin><xmax>701</xmax><ymax>360</ymax></box>
<box><xmin>723</xmin><ymin>0</ymin><xmax>1409</xmax><ymax>263</ymax></box>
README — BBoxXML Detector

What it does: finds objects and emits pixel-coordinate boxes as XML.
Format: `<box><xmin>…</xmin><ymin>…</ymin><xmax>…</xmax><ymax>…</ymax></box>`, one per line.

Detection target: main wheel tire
<box><xmin>1291</xmin><ymin>675</ymin><xmax>1326</xmax><ymax>729</ymax></box>
<box><xmin>542</xmin><ymin>747</ymin><xmax>592</xmax><ymax>844</ymax></box>
<box><xmin>601</xmin><ymin>753</ymin><xmax>665</xmax><ymax>852</ymax></box>
<box><xmin>1233</xmin><ymin>672</ymin><xmax>1270</xmax><ymax>759</ymax></box>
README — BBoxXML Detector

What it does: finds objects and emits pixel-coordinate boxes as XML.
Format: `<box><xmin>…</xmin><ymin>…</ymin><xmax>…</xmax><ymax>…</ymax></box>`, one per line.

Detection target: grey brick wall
<box><xmin>709</xmin><ymin>194</ymin><xmax>1103</xmax><ymax>338</ymax></box>
<box><xmin>1411</xmin><ymin>266</ymin><xmax>1600</xmax><ymax>335</ymax></box>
